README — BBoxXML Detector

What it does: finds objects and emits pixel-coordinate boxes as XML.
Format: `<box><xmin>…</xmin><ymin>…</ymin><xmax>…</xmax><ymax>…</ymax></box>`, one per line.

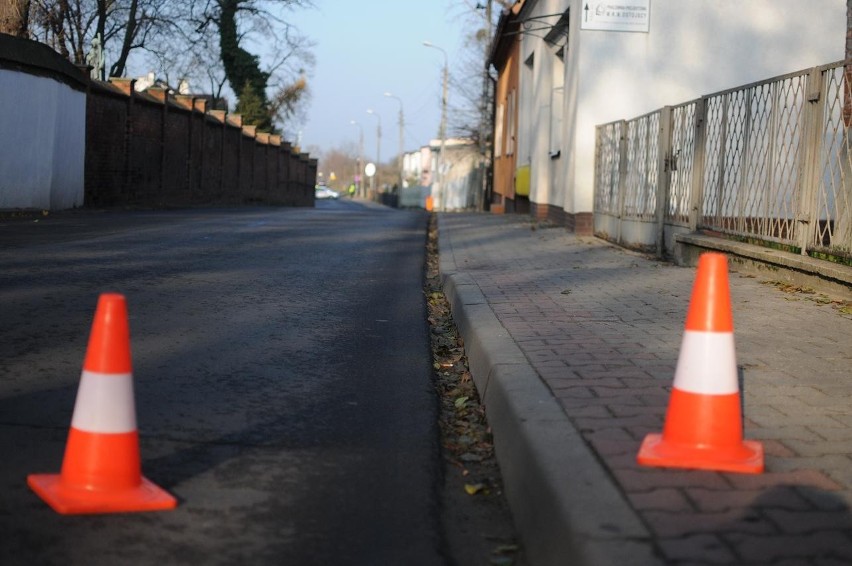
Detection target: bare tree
<box><xmin>108</xmin><ymin>0</ymin><xmax>180</xmax><ymax>77</ymax></box>
<box><xmin>142</xmin><ymin>26</ymin><xmax>228</xmax><ymax>102</ymax></box>
<box><xmin>439</xmin><ymin>1</ymin><xmax>508</xmax><ymax>209</ymax></box>
<box><xmin>186</xmin><ymin>0</ymin><xmax>315</xmax><ymax>132</ymax></box>
<box><xmin>28</xmin><ymin>1</ymin><xmax>71</xmax><ymax>57</ymax></box>
<box><xmin>444</xmin><ymin>0</ymin><xmax>506</xmax><ymax>143</ymax></box>
<box><xmin>317</xmin><ymin>144</ymin><xmax>359</xmax><ymax>189</ymax></box>
<box><xmin>0</xmin><ymin>0</ymin><xmax>31</xmax><ymax>36</ymax></box>
<box><xmin>23</xmin><ymin>0</ymin><xmax>314</xmax><ymax>136</ymax></box>
<box><xmin>29</xmin><ymin>0</ymin><xmax>108</xmax><ymax>66</ymax></box>
<box><xmin>27</xmin><ymin>0</ymin><xmax>175</xmax><ymax>77</ymax></box>
<box><xmin>24</xmin><ymin>0</ymin><xmax>313</xmax><ymax>130</ymax></box>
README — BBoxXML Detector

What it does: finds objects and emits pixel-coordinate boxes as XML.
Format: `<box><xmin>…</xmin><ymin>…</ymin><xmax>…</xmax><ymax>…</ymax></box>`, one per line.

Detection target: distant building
<box><xmin>401</xmin><ymin>139</ymin><xmax>481</xmax><ymax>210</ymax></box>
<box><xmin>133</xmin><ymin>72</ymin><xmax>228</xmax><ymax>111</ymax></box>
<box><xmin>133</xmin><ymin>71</ymin><xmax>168</xmax><ymax>92</ymax></box>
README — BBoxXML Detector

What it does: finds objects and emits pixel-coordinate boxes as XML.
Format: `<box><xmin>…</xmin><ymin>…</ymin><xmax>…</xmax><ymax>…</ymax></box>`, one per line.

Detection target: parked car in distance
<box><xmin>315</xmin><ymin>185</ymin><xmax>340</xmax><ymax>200</ymax></box>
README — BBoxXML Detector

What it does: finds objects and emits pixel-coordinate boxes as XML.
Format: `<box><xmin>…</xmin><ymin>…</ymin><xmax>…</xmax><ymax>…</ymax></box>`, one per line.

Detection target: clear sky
<box><xmin>293</xmin><ymin>0</ymin><xmax>472</xmax><ymax>162</ymax></box>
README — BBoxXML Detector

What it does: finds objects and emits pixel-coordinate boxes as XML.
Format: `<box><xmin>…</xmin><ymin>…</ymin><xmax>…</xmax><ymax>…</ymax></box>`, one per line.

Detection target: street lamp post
<box><xmin>366</xmin><ymin>109</ymin><xmax>381</xmax><ymax>198</ymax></box>
<box><xmin>350</xmin><ymin>120</ymin><xmax>364</xmax><ymax>198</ymax></box>
<box><xmin>423</xmin><ymin>41</ymin><xmax>448</xmax><ymax>212</ymax></box>
<box><xmin>478</xmin><ymin>0</ymin><xmax>493</xmax><ymax>212</ymax></box>
<box><xmin>384</xmin><ymin>92</ymin><xmax>405</xmax><ymax>192</ymax></box>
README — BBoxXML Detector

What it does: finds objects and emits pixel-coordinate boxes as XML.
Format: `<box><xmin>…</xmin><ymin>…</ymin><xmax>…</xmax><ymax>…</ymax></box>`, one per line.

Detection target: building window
<box><xmin>550</xmin><ymin>46</ymin><xmax>565</xmax><ymax>157</ymax></box>
<box><xmin>506</xmin><ymin>89</ymin><xmax>516</xmax><ymax>156</ymax></box>
<box><xmin>521</xmin><ymin>53</ymin><xmax>534</xmax><ymax>163</ymax></box>
<box><xmin>495</xmin><ymin>102</ymin><xmax>505</xmax><ymax>158</ymax></box>
<box><xmin>550</xmin><ymin>87</ymin><xmax>563</xmax><ymax>157</ymax></box>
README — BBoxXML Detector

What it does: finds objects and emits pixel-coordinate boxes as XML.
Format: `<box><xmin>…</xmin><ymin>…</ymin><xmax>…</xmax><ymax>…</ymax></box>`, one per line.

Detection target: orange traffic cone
<box><xmin>27</xmin><ymin>293</ymin><xmax>177</xmax><ymax>514</ymax></box>
<box><xmin>637</xmin><ymin>253</ymin><xmax>763</xmax><ymax>474</ymax></box>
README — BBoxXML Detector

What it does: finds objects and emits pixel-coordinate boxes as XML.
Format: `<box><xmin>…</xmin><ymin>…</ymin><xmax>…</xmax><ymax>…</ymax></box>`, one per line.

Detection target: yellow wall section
<box><xmin>515</xmin><ymin>165</ymin><xmax>530</xmax><ymax>197</ymax></box>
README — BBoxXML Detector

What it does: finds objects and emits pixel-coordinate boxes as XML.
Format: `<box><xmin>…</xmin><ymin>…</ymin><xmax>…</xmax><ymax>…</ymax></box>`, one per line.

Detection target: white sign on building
<box><xmin>580</xmin><ymin>1</ymin><xmax>651</xmax><ymax>33</ymax></box>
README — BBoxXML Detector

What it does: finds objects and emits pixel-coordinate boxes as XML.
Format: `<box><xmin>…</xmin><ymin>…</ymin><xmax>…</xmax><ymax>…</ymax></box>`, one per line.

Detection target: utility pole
<box><xmin>384</xmin><ymin>92</ymin><xmax>405</xmax><ymax>191</ymax></box>
<box><xmin>350</xmin><ymin>120</ymin><xmax>364</xmax><ymax>197</ymax></box>
<box><xmin>367</xmin><ymin>109</ymin><xmax>381</xmax><ymax>198</ymax></box>
<box><xmin>423</xmin><ymin>41</ymin><xmax>449</xmax><ymax>212</ymax></box>
<box><xmin>479</xmin><ymin>0</ymin><xmax>494</xmax><ymax>211</ymax></box>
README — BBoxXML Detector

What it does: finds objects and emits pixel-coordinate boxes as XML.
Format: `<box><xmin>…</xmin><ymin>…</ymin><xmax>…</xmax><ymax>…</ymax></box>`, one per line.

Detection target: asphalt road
<box><xmin>0</xmin><ymin>200</ymin><xmax>447</xmax><ymax>565</ymax></box>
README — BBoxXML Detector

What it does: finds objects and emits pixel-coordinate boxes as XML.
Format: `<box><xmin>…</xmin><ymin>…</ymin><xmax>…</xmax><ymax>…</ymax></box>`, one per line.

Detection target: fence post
<box><xmin>125</xmin><ymin>83</ymin><xmax>135</xmax><ymax>204</ymax></box>
<box><xmin>174</xmin><ymin>94</ymin><xmax>195</xmax><ymax>203</ymax></box>
<box><xmin>109</xmin><ymin>78</ymin><xmax>137</xmax><ymax>204</ymax></box>
<box><xmin>185</xmin><ymin>97</ymin><xmax>194</xmax><ymax>200</ymax></box>
<box><xmin>616</xmin><ymin>120</ymin><xmax>628</xmax><ymax>244</ymax></box>
<box><xmin>219</xmin><ymin>112</ymin><xmax>227</xmax><ymax>199</ymax></box>
<box><xmin>797</xmin><ymin>65</ymin><xmax>827</xmax><ymax>256</ymax></box>
<box><xmin>194</xmin><ymin>99</ymin><xmax>207</xmax><ymax>204</ymax></box>
<box><xmin>149</xmin><ymin>87</ymin><xmax>169</xmax><ymax>202</ymax></box>
<box><xmin>689</xmin><ymin>97</ymin><xmax>707</xmax><ymax>231</ymax></box>
<box><xmin>593</xmin><ymin>125</ymin><xmax>601</xmax><ymax>232</ymax></box>
<box><xmin>656</xmin><ymin>106</ymin><xmax>673</xmax><ymax>258</ymax></box>
<box><xmin>736</xmin><ymin>87</ymin><xmax>754</xmax><ymax>235</ymax></box>
<box><xmin>715</xmin><ymin>94</ymin><xmax>730</xmax><ymax>229</ymax></box>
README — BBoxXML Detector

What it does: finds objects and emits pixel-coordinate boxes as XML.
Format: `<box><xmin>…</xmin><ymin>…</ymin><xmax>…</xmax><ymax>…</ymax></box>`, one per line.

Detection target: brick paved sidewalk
<box><xmin>439</xmin><ymin>213</ymin><xmax>852</xmax><ymax>566</ymax></box>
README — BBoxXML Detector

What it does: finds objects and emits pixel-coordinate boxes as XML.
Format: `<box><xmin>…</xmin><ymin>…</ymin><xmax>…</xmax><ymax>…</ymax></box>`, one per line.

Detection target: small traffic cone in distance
<box><xmin>637</xmin><ymin>253</ymin><xmax>764</xmax><ymax>474</ymax></box>
<box><xmin>27</xmin><ymin>293</ymin><xmax>177</xmax><ymax>514</ymax></box>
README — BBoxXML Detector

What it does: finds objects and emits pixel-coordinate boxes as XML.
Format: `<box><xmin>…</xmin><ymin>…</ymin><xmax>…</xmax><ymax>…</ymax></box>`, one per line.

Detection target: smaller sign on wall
<box><xmin>580</xmin><ymin>1</ymin><xmax>650</xmax><ymax>33</ymax></box>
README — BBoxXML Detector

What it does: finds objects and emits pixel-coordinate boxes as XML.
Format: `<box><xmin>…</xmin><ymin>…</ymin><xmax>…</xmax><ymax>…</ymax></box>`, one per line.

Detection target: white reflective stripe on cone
<box><xmin>70</xmin><ymin>370</ymin><xmax>137</xmax><ymax>433</ymax></box>
<box><xmin>671</xmin><ymin>331</ymin><xmax>739</xmax><ymax>395</ymax></box>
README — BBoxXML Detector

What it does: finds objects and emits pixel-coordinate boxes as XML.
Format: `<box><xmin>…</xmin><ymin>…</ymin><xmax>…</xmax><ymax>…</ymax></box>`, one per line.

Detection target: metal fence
<box><xmin>594</xmin><ymin>61</ymin><xmax>852</xmax><ymax>263</ymax></box>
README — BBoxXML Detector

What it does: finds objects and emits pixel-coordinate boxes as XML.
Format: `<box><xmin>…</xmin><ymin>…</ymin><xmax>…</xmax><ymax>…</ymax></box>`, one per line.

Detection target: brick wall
<box><xmin>520</xmin><ymin>200</ymin><xmax>595</xmax><ymax>235</ymax></box>
<box><xmin>84</xmin><ymin>85</ymin><xmax>129</xmax><ymax>206</ymax></box>
<box><xmin>84</xmin><ymin>78</ymin><xmax>315</xmax><ymax>208</ymax></box>
<box><xmin>567</xmin><ymin>212</ymin><xmax>594</xmax><ymax>236</ymax></box>
<box><xmin>0</xmin><ymin>33</ymin><xmax>86</xmax><ymax>210</ymax></box>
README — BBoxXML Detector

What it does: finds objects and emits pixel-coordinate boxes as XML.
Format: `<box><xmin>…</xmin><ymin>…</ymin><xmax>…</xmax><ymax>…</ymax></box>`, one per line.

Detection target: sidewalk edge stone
<box><xmin>438</xmin><ymin>218</ymin><xmax>661</xmax><ymax>566</ymax></box>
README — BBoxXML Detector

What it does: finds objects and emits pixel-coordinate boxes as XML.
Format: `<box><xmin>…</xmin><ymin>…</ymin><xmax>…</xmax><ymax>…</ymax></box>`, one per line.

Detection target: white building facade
<box><xmin>510</xmin><ymin>0</ymin><xmax>846</xmax><ymax>233</ymax></box>
<box><xmin>0</xmin><ymin>36</ymin><xmax>87</xmax><ymax>211</ymax></box>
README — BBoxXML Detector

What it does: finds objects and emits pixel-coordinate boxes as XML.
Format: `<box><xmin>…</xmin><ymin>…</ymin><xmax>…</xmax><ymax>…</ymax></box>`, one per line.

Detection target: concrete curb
<box><xmin>438</xmin><ymin>217</ymin><xmax>661</xmax><ymax>566</ymax></box>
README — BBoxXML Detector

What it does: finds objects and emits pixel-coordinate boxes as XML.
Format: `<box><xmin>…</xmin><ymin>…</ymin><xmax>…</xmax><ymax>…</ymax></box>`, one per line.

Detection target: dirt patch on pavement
<box><xmin>425</xmin><ymin>214</ymin><xmax>525</xmax><ymax>566</ymax></box>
